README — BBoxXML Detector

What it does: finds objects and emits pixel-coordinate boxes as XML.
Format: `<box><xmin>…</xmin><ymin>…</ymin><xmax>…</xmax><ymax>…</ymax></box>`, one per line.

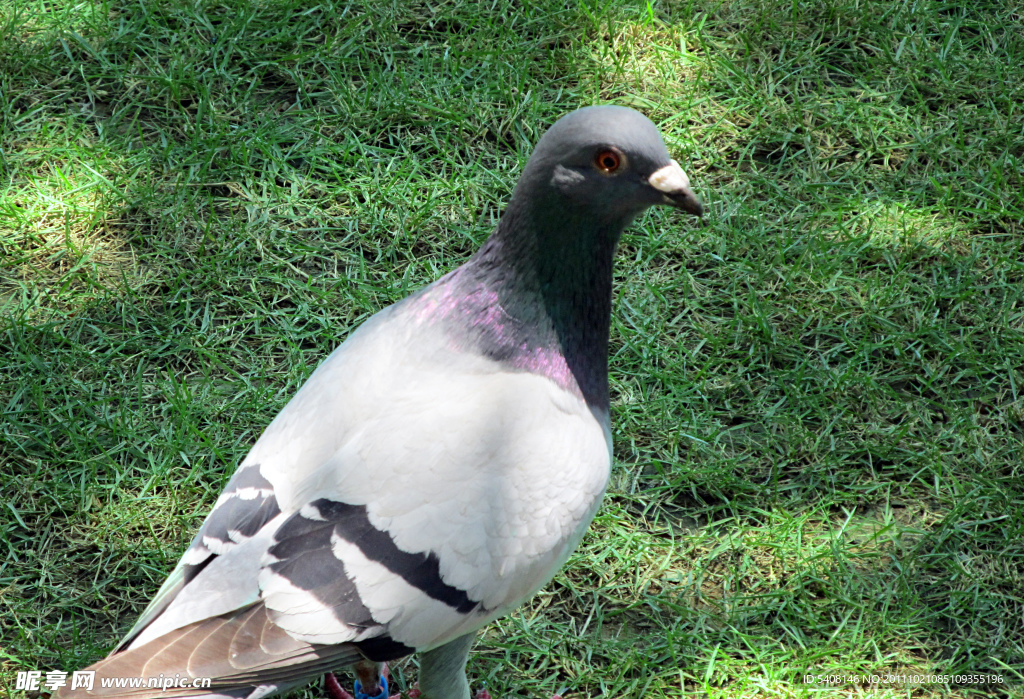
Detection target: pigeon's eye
<box><xmin>593</xmin><ymin>148</ymin><xmax>623</xmax><ymax>174</ymax></box>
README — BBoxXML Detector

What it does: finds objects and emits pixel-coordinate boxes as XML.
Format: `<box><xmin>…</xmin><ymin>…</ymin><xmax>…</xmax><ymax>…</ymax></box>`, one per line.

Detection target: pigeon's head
<box><xmin>518</xmin><ymin>105</ymin><xmax>703</xmax><ymax>224</ymax></box>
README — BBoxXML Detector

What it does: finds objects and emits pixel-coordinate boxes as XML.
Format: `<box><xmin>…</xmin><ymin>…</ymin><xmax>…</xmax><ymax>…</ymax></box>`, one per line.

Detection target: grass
<box><xmin>1</xmin><ymin>0</ymin><xmax>1023</xmax><ymax>697</ymax></box>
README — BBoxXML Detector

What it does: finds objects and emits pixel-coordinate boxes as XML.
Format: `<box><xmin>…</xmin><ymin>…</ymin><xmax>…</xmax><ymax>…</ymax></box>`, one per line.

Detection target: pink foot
<box><xmin>473</xmin><ymin>691</ymin><xmax>492</xmax><ymax>699</ymax></box>
<box><xmin>325</xmin><ymin>672</ymin><xmax>355</xmax><ymax>699</ymax></box>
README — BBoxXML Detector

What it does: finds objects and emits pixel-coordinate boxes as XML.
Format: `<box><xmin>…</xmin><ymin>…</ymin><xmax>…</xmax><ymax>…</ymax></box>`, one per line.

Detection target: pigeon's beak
<box><xmin>648</xmin><ymin>160</ymin><xmax>704</xmax><ymax>217</ymax></box>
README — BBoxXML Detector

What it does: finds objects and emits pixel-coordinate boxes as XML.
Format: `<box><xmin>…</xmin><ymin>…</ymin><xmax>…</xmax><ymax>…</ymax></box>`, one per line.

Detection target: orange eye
<box><xmin>594</xmin><ymin>148</ymin><xmax>622</xmax><ymax>173</ymax></box>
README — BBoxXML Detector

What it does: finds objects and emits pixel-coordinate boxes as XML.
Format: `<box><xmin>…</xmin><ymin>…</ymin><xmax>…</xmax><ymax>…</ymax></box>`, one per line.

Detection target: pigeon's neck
<box><xmin>453</xmin><ymin>193</ymin><xmax>624</xmax><ymax>411</ymax></box>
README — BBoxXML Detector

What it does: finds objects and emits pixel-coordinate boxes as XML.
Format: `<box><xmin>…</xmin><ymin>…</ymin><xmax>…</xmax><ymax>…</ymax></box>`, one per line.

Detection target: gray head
<box><xmin>514</xmin><ymin>105</ymin><xmax>703</xmax><ymax>223</ymax></box>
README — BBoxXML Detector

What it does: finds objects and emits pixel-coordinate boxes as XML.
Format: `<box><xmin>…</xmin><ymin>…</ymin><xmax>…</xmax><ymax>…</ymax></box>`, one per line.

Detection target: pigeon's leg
<box><xmin>417</xmin><ymin>633</ymin><xmax>475</xmax><ymax>699</ymax></box>
<box><xmin>324</xmin><ymin>661</ymin><xmax>400</xmax><ymax>699</ymax></box>
<box><xmin>354</xmin><ymin>660</ymin><xmax>385</xmax><ymax>697</ymax></box>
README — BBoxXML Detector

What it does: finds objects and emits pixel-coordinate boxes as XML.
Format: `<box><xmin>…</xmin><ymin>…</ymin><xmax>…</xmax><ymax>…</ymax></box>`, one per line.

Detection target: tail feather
<box><xmin>57</xmin><ymin>604</ymin><xmax>362</xmax><ymax>699</ymax></box>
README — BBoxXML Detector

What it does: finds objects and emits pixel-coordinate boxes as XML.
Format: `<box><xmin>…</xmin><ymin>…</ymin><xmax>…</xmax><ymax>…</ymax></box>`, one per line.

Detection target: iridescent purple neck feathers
<box><xmin>406</xmin><ymin>268</ymin><xmax>583</xmax><ymax>400</ymax></box>
<box><xmin>403</xmin><ymin>195</ymin><xmax>623</xmax><ymax>412</ymax></box>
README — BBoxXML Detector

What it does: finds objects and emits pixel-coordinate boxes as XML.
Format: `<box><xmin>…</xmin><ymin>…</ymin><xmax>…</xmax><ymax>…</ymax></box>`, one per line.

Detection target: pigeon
<box><xmin>57</xmin><ymin>105</ymin><xmax>703</xmax><ymax>699</ymax></box>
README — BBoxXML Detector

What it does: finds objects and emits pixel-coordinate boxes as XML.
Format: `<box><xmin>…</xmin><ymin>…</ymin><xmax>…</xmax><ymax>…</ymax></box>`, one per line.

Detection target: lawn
<box><xmin>1</xmin><ymin>0</ymin><xmax>1023</xmax><ymax>697</ymax></box>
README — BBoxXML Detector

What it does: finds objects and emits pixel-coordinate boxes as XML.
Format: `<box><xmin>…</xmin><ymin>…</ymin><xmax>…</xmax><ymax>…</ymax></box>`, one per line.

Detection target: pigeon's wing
<box><xmin>67</xmin><ymin>297</ymin><xmax>610</xmax><ymax>697</ymax></box>
<box><xmin>113</xmin><ymin>307</ymin><xmax>405</xmax><ymax>654</ymax></box>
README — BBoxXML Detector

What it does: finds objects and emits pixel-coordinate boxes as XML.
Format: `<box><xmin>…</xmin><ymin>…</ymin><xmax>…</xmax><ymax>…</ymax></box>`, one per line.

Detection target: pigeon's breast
<box><xmin>247</xmin><ymin>302</ymin><xmax>611</xmax><ymax>649</ymax></box>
